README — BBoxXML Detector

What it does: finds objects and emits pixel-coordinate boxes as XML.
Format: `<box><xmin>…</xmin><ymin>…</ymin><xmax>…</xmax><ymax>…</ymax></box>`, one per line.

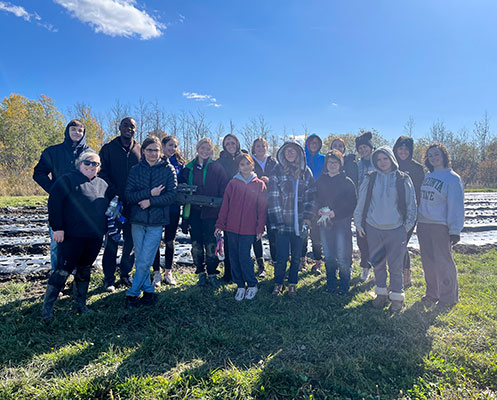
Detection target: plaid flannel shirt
<box><xmin>267</xmin><ymin>163</ymin><xmax>316</xmax><ymax>234</ymax></box>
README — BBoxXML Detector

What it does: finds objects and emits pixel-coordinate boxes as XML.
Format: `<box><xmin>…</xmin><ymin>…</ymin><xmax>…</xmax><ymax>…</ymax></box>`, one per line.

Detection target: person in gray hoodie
<box><xmin>417</xmin><ymin>142</ymin><xmax>464</xmax><ymax>307</ymax></box>
<box><xmin>354</xmin><ymin>146</ymin><xmax>417</xmax><ymax>312</ymax></box>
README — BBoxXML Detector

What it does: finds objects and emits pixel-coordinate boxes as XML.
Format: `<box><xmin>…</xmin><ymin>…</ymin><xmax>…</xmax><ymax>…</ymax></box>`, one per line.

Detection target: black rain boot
<box><xmin>41</xmin><ymin>284</ymin><xmax>61</xmax><ymax>324</ymax></box>
<box><xmin>140</xmin><ymin>291</ymin><xmax>158</xmax><ymax>306</ymax></box>
<box><xmin>256</xmin><ymin>258</ymin><xmax>266</xmax><ymax>278</ymax></box>
<box><xmin>73</xmin><ymin>281</ymin><xmax>92</xmax><ymax>315</ymax></box>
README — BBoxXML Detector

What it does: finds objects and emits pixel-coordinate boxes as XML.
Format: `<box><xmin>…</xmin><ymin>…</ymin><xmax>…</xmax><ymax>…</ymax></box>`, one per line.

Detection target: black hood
<box><xmin>63</xmin><ymin>120</ymin><xmax>88</xmax><ymax>158</ymax></box>
<box><xmin>393</xmin><ymin>136</ymin><xmax>414</xmax><ymax>162</ymax></box>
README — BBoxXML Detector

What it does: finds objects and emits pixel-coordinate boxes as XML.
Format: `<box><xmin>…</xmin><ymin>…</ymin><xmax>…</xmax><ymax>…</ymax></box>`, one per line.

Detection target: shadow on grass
<box><xmin>0</xmin><ymin>266</ymin><xmax>446</xmax><ymax>398</ymax></box>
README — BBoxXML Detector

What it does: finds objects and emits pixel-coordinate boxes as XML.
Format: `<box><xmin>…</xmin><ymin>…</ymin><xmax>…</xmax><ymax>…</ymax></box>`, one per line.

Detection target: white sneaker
<box><xmin>152</xmin><ymin>271</ymin><xmax>162</xmax><ymax>287</ymax></box>
<box><xmin>234</xmin><ymin>288</ymin><xmax>246</xmax><ymax>301</ymax></box>
<box><xmin>163</xmin><ymin>271</ymin><xmax>177</xmax><ymax>285</ymax></box>
<box><xmin>245</xmin><ymin>286</ymin><xmax>258</xmax><ymax>300</ymax></box>
<box><xmin>360</xmin><ymin>267</ymin><xmax>371</xmax><ymax>282</ymax></box>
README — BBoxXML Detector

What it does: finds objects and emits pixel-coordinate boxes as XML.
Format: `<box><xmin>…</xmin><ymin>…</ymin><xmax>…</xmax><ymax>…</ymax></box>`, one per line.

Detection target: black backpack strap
<box><xmin>361</xmin><ymin>171</ymin><xmax>377</xmax><ymax>228</ymax></box>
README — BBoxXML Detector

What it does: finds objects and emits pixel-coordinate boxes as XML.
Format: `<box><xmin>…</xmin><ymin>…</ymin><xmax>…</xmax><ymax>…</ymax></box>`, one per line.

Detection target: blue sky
<box><xmin>1</xmin><ymin>0</ymin><xmax>496</xmax><ymax>142</ymax></box>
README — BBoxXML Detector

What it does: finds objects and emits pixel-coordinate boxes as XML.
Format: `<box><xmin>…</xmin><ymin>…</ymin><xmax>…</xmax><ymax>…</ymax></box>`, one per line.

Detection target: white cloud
<box><xmin>178</xmin><ymin>13</ymin><xmax>185</xmax><ymax>23</ymax></box>
<box><xmin>53</xmin><ymin>0</ymin><xmax>164</xmax><ymax>40</ymax></box>
<box><xmin>183</xmin><ymin>91</ymin><xmax>221</xmax><ymax>108</ymax></box>
<box><xmin>0</xmin><ymin>1</ymin><xmax>38</xmax><ymax>21</ymax></box>
<box><xmin>0</xmin><ymin>1</ymin><xmax>57</xmax><ymax>31</ymax></box>
<box><xmin>331</xmin><ymin>102</ymin><xmax>338</xmax><ymax>107</ymax></box>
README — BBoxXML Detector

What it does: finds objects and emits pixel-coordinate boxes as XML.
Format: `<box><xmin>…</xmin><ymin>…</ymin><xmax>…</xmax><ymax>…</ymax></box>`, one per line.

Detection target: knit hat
<box><xmin>355</xmin><ymin>131</ymin><xmax>373</xmax><ymax>151</ymax></box>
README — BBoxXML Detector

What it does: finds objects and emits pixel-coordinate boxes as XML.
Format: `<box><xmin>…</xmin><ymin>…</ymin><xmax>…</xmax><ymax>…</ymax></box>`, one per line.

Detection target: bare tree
<box><xmin>240</xmin><ymin>115</ymin><xmax>272</xmax><ymax>151</ymax></box>
<box><xmin>404</xmin><ymin>116</ymin><xmax>415</xmax><ymax>137</ymax></box>
<box><xmin>473</xmin><ymin>111</ymin><xmax>491</xmax><ymax>161</ymax></box>
<box><xmin>134</xmin><ymin>97</ymin><xmax>151</xmax><ymax>143</ymax></box>
<box><xmin>148</xmin><ymin>99</ymin><xmax>167</xmax><ymax>137</ymax></box>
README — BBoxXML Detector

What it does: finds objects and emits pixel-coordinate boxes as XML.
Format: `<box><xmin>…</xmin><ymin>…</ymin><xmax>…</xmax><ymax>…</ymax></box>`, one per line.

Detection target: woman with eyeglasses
<box><xmin>41</xmin><ymin>149</ymin><xmax>109</xmax><ymax>323</ymax></box>
<box><xmin>124</xmin><ymin>136</ymin><xmax>177</xmax><ymax>308</ymax></box>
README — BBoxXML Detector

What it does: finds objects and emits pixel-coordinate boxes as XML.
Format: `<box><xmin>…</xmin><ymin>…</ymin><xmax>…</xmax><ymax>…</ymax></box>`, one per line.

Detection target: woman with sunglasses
<box><xmin>41</xmin><ymin>150</ymin><xmax>109</xmax><ymax>323</ymax></box>
<box><xmin>124</xmin><ymin>136</ymin><xmax>177</xmax><ymax>308</ymax></box>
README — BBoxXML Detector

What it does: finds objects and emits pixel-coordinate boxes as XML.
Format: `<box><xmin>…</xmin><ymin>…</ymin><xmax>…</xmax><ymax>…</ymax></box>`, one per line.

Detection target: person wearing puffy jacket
<box><xmin>215</xmin><ymin>154</ymin><xmax>267</xmax><ymax>301</ymax></box>
<box><xmin>124</xmin><ymin>136</ymin><xmax>177</xmax><ymax>308</ymax></box>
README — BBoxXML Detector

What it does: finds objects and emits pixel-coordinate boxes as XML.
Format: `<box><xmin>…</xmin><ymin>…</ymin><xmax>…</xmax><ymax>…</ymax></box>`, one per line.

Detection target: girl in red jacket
<box><xmin>215</xmin><ymin>154</ymin><xmax>267</xmax><ymax>301</ymax></box>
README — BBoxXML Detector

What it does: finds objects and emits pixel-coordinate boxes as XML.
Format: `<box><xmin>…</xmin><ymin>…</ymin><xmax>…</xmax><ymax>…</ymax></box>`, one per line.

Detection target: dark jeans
<box><xmin>189</xmin><ymin>209</ymin><xmax>218</xmax><ymax>275</ymax></box>
<box><xmin>223</xmin><ymin>231</ymin><xmax>232</xmax><ymax>280</ymax></box>
<box><xmin>227</xmin><ymin>232</ymin><xmax>257</xmax><ymax>288</ymax></box>
<box><xmin>153</xmin><ymin>210</ymin><xmax>181</xmax><ymax>271</ymax></box>
<box><xmin>48</xmin><ymin>236</ymin><xmax>102</xmax><ymax>290</ymax></box>
<box><xmin>320</xmin><ymin>218</ymin><xmax>353</xmax><ymax>293</ymax></box>
<box><xmin>252</xmin><ymin>226</ymin><xmax>277</xmax><ymax>261</ymax></box>
<box><xmin>274</xmin><ymin>232</ymin><xmax>303</xmax><ymax>285</ymax></box>
<box><xmin>102</xmin><ymin>220</ymin><xmax>134</xmax><ymax>286</ymax></box>
<box><xmin>403</xmin><ymin>225</ymin><xmax>415</xmax><ymax>271</ymax></box>
<box><xmin>301</xmin><ymin>221</ymin><xmax>322</xmax><ymax>260</ymax></box>
<box><xmin>356</xmin><ymin>230</ymin><xmax>371</xmax><ymax>269</ymax></box>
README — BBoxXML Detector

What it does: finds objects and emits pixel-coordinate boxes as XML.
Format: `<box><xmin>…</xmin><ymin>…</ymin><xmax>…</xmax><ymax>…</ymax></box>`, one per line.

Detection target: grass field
<box><xmin>0</xmin><ymin>250</ymin><xmax>496</xmax><ymax>399</ymax></box>
<box><xmin>0</xmin><ymin>195</ymin><xmax>47</xmax><ymax>207</ymax></box>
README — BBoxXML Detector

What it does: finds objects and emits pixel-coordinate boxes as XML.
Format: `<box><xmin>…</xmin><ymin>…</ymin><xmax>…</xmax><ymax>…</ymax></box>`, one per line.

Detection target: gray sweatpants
<box><xmin>417</xmin><ymin>222</ymin><xmax>459</xmax><ymax>305</ymax></box>
<box><xmin>365</xmin><ymin>223</ymin><xmax>407</xmax><ymax>300</ymax></box>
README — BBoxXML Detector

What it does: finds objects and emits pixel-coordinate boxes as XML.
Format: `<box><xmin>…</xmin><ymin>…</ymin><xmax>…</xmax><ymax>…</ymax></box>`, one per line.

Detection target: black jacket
<box><xmin>48</xmin><ymin>171</ymin><xmax>109</xmax><ymax>238</ymax></box>
<box><xmin>125</xmin><ymin>158</ymin><xmax>177</xmax><ymax>226</ymax></box>
<box><xmin>98</xmin><ymin>137</ymin><xmax>141</xmax><ymax>208</ymax></box>
<box><xmin>315</xmin><ymin>172</ymin><xmax>357</xmax><ymax>221</ymax></box>
<box><xmin>393</xmin><ymin>136</ymin><xmax>425</xmax><ymax>204</ymax></box>
<box><xmin>253</xmin><ymin>155</ymin><xmax>278</xmax><ymax>179</ymax></box>
<box><xmin>343</xmin><ymin>154</ymin><xmax>359</xmax><ymax>187</ymax></box>
<box><xmin>33</xmin><ymin>124</ymin><xmax>89</xmax><ymax>194</ymax></box>
<box><xmin>217</xmin><ymin>149</ymin><xmax>249</xmax><ymax>179</ymax></box>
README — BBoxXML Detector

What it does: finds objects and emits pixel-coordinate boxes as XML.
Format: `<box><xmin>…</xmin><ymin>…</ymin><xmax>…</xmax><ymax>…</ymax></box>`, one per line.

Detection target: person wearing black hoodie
<box><xmin>393</xmin><ymin>136</ymin><xmax>425</xmax><ymax>287</ymax></box>
<box><xmin>98</xmin><ymin>117</ymin><xmax>141</xmax><ymax>292</ymax></box>
<box><xmin>217</xmin><ymin>134</ymin><xmax>248</xmax><ymax>283</ymax></box>
<box><xmin>33</xmin><ymin>119</ymin><xmax>89</xmax><ymax>273</ymax></box>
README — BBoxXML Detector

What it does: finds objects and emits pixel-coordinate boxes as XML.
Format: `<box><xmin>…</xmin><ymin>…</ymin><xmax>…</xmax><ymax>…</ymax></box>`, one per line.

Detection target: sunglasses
<box><xmin>82</xmin><ymin>160</ymin><xmax>101</xmax><ymax>167</ymax></box>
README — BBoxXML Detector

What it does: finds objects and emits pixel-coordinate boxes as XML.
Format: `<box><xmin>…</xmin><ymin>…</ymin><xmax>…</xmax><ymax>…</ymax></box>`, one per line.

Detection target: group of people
<box><xmin>33</xmin><ymin>117</ymin><xmax>465</xmax><ymax>322</ymax></box>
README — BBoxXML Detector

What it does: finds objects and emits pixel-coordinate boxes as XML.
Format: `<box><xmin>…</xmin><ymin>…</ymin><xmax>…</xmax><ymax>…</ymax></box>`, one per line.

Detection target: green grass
<box><xmin>0</xmin><ymin>195</ymin><xmax>47</xmax><ymax>207</ymax></box>
<box><xmin>464</xmin><ymin>188</ymin><xmax>497</xmax><ymax>192</ymax></box>
<box><xmin>1</xmin><ymin>251</ymin><xmax>496</xmax><ymax>399</ymax></box>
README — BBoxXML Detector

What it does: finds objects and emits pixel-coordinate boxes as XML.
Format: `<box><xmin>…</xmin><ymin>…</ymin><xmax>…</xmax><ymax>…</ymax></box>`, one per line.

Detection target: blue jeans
<box><xmin>320</xmin><ymin>218</ymin><xmax>352</xmax><ymax>293</ymax></box>
<box><xmin>49</xmin><ymin>227</ymin><xmax>61</xmax><ymax>273</ymax></box>
<box><xmin>274</xmin><ymin>232</ymin><xmax>303</xmax><ymax>285</ymax></box>
<box><xmin>127</xmin><ymin>224</ymin><xmax>162</xmax><ymax>297</ymax></box>
<box><xmin>227</xmin><ymin>232</ymin><xmax>257</xmax><ymax>288</ymax></box>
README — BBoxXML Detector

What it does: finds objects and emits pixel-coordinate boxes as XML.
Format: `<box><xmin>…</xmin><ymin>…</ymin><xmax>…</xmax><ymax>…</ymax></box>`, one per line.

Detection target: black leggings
<box><xmin>48</xmin><ymin>236</ymin><xmax>102</xmax><ymax>290</ymax></box>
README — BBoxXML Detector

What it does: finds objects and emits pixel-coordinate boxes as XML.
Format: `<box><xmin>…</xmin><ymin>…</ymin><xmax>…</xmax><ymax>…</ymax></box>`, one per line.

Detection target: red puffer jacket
<box><xmin>216</xmin><ymin>174</ymin><xmax>267</xmax><ymax>235</ymax></box>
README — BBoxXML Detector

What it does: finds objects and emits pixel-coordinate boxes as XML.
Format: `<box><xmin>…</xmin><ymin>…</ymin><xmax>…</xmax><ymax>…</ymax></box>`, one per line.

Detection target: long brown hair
<box><xmin>162</xmin><ymin>135</ymin><xmax>186</xmax><ymax>165</ymax></box>
<box><xmin>424</xmin><ymin>142</ymin><xmax>451</xmax><ymax>172</ymax></box>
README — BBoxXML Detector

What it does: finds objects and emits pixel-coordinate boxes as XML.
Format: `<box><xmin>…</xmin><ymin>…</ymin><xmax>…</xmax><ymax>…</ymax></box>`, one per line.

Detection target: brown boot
<box><xmin>372</xmin><ymin>294</ymin><xmax>389</xmax><ymax>309</ymax></box>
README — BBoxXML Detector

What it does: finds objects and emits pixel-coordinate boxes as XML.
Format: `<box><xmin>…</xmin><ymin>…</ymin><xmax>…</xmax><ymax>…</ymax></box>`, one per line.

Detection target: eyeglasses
<box><xmin>144</xmin><ymin>148</ymin><xmax>161</xmax><ymax>153</ymax></box>
<box><xmin>82</xmin><ymin>160</ymin><xmax>100</xmax><ymax>167</ymax></box>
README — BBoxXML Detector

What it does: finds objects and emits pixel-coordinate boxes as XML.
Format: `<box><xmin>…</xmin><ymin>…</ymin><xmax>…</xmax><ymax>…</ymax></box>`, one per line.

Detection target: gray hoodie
<box><xmin>354</xmin><ymin>146</ymin><xmax>417</xmax><ymax>232</ymax></box>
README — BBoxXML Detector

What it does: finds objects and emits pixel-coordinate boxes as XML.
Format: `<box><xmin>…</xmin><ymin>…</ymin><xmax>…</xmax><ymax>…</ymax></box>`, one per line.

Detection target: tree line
<box><xmin>0</xmin><ymin>93</ymin><xmax>495</xmax><ymax>195</ymax></box>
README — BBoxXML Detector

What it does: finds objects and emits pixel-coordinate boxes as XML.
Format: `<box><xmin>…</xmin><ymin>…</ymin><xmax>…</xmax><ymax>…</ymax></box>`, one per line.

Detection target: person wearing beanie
<box><xmin>393</xmin><ymin>136</ymin><xmax>425</xmax><ymax>287</ymax></box>
<box><xmin>315</xmin><ymin>150</ymin><xmax>357</xmax><ymax>295</ymax></box>
<box><xmin>304</xmin><ymin>134</ymin><xmax>325</xmax><ymax>274</ymax></box>
<box><xmin>353</xmin><ymin>146</ymin><xmax>417</xmax><ymax>312</ymax></box>
<box><xmin>417</xmin><ymin>142</ymin><xmax>464</xmax><ymax>308</ymax></box>
<box><xmin>180</xmin><ymin>138</ymin><xmax>229</xmax><ymax>288</ymax></box>
<box><xmin>331</xmin><ymin>138</ymin><xmax>359</xmax><ymax>186</ymax></box>
<box><xmin>354</xmin><ymin>131</ymin><xmax>376</xmax><ymax>282</ymax></box>
<box><xmin>268</xmin><ymin>141</ymin><xmax>316</xmax><ymax>297</ymax></box>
